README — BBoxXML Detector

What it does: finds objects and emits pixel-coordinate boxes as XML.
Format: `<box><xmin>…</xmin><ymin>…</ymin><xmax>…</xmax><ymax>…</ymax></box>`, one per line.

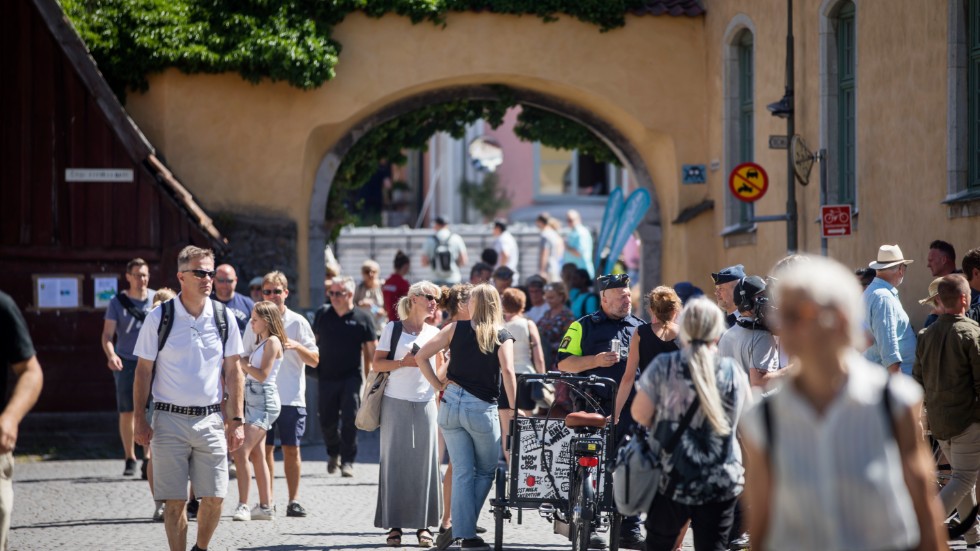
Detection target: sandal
<box><xmin>387</xmin><ymin>528</ymin><xmax>402</xmax><ymax>547</ymax></box>
<box><xmin>417</xmin><ymin>529</ymin><xmax>434</xmax><ymax>548</ymax></box>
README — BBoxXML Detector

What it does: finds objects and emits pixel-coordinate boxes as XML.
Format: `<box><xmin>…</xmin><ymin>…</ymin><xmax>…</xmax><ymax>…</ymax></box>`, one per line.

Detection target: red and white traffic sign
<box><xmin>821</xmin><ymin>204</ymin><xmax>852</xmax><ymax>238</ymax></box>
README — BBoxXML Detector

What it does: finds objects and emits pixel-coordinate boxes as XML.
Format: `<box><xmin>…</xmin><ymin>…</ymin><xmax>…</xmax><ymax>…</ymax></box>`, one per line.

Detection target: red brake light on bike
<box><xmin>578</xmin><ymin>457</ymin><xmax>599</xmax><ymax>468</ymax></box>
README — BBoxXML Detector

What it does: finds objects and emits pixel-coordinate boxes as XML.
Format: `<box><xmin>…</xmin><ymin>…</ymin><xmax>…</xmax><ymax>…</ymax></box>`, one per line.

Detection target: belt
<box><xmin>155</xmin><ymin>402</ymin><xmax>222</xmax><ymax>416</ymax></box>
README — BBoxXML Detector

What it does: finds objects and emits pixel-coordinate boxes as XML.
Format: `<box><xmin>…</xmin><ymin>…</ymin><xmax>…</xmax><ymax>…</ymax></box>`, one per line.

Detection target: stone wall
<box><xmin>214</xmin><ymin>212</ymin><xmax>300</xmax><ymax>308</ymax></box>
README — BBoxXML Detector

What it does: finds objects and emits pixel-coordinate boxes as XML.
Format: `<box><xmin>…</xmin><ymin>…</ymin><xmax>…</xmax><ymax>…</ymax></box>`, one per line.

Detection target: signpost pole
<box><xmin>819</xmin><ymin>148</ymin><xmax>828</xmax><ymax>257</ymax></box>
<box><xmin>785</xmin><ymin>0</ymin><xmax>798</xmax><ymax>253</ymax></box>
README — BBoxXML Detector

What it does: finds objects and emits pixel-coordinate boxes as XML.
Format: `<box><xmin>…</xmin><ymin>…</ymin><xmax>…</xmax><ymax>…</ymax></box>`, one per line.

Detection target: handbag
<box><xmin>612</xmin><ymin>396</ymin><xmax>700</xmax><ymax>516</ymax></box>
<box><xmin>354</xmin><ymin>321</ymin><xmax>402</xmax><ymax>431</ymax></box>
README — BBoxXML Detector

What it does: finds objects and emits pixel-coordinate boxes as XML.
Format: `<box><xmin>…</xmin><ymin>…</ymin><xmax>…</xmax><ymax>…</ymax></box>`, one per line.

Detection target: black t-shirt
<box><xmin>0</xmin><ymin>292</ymin><xmax>35</xmax><ymax>411</ymax></box>
<box><xmin>447</xmin><ymin>322</ymin><xmax>515</xmax><ymax>403</ymax></box>
<box><xmin>313</xmin><ymin>305</ymin><xmax>376</xmax><ymax>381</ymax></box>
<box><xmin>637</xmin><ymin>323</ymin><xmax>680</xmax><ymax>375</ymax></box>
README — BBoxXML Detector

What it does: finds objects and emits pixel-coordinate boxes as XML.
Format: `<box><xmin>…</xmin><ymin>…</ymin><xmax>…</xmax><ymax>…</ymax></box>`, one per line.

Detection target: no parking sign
<box><xmin>728</xmin><ymin>162</ymin><xmax>769</xmax><ymax>203</ymax></box>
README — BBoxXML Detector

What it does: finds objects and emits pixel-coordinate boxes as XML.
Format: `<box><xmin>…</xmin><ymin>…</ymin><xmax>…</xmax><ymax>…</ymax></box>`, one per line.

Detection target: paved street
<box><xmin>11</xmin><ymin>430</ymin><xmax>660</xmax><ymax>551</ymax></box>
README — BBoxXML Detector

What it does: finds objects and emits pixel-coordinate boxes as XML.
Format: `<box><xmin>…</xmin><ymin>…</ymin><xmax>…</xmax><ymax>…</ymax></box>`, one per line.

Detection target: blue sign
<box><xmin>682</xmin><ymin>164</ymin><xmax>706</xmax><ymax>184</ymax></box>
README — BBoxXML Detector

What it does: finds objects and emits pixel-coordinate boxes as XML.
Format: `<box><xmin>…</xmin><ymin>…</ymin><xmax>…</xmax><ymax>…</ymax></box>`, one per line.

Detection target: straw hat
<box><xmin>919</xmin><ymin>277</ymin><xmax>944</xmax><ymax>306</ymax></box>
<box><xmin>868</xmin><ymin>245</ymin><xmax>915</xmax><ymax>270</ymax></box>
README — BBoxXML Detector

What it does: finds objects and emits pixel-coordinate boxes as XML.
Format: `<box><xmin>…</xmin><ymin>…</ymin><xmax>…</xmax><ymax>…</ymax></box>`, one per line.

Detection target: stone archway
<box><xmin>308</xmin><ymin>84</ymin><xmax>663</xmax><ymax>303</ymax></box>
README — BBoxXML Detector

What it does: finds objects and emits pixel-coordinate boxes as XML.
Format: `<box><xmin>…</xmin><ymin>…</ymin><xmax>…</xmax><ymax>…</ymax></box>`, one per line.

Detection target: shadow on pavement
<box><xmin>12</xmin><ymin>518</ymin><xmax>153</xmax><ymax>529</ymax></box>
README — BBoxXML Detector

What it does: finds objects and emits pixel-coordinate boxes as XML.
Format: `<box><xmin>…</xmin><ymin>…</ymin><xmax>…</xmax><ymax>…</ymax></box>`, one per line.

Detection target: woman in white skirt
<box><xmin>373</xmin><ymin>281</ymin><xmax>444</xmax><ymax>547</ymax></box>
<box><xmin>232</xmin><ymin>301</ymin><xmax>283</xmax><ymax>521</ymax></box>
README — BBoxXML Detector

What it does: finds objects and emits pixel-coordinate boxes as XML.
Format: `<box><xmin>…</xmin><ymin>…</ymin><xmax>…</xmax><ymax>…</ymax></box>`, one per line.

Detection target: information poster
<box><xmin>93</xmin><ymin>276</ymin><xmax>118</xmax><ymax>308</ymax></box>
<box><xmin>34</xmin><ymin>276</ymin><xmax>81</xmax><ymax>309</ymax></box>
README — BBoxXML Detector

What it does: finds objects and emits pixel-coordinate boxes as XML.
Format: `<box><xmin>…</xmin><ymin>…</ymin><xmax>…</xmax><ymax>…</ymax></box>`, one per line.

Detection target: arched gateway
<box><xmin>125</xmin><ymin>10</ymin><xmax>714</xmax><ymax>305</ymax></box>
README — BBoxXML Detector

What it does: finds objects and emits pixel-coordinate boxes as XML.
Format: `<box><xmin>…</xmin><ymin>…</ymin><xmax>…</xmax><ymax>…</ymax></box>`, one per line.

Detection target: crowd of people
<box><xmin>77</xmin><ymin>224</ymin><xmax>980</xmax><ymax>551</ymax></box>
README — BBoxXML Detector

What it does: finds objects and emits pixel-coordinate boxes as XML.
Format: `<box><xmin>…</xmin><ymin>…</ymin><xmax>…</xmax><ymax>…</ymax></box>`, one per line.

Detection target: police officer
<box><xmin>711</xmin><ymin>264</ymin><xmax>746</xmax><ymax>329</ymax></box>
<box><xmin>557</xmin><ymin>273</ymin><xmax>645</xmax><ymax>550</ymax></box>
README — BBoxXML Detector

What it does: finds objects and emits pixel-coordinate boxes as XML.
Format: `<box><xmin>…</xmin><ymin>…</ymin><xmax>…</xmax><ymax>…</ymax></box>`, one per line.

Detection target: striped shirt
<box><xmin>739</xmin><ymin>352</ymin><xmax>922</xmax><ymax>551</ymax></box>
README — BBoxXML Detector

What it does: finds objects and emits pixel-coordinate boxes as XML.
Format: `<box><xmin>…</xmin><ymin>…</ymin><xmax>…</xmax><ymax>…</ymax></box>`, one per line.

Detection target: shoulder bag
<box><xmin>355</xmin><ymin>321</ymin><xmax>402</xmax><ymax>431</ymax></box>
<box><xmin>612</xmin><ymin>395</ymin><xmax>700</xmax><ymax>516</ymax></box>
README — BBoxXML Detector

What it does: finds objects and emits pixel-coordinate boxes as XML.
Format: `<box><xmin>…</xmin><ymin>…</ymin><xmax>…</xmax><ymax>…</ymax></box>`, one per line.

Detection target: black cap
<box><xmin>711</xmin><ymin>264</ymin><xmax>746</xmax><ymax>285</ymax></box>
<box><xmin>596</xmin><ymin>273</ymin><xmax>630</xmax><ymax>291</ymax></box>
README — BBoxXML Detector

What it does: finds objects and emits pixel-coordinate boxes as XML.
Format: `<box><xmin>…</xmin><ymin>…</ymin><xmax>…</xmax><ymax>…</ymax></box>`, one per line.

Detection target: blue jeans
<box><xmin>438</xmin><ymin>384</ymin><xmax>500</xmax><ymax>540</ymax></box>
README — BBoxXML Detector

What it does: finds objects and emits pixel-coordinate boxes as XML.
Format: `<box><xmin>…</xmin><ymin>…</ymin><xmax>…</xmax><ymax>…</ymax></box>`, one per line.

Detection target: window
<box><xmin>969</xmin><ymin>0</ymin><xmax>980</xmax><ymax>190</ymax></box>
<box><xmin>836</xmin><ymin>2</ymin><xmax>857</xmax><ymax>205</ymax></box>
<box><xmin>533</xmin><ymin>144</ymin><xmax>623</xmax><ymax>199</ymax></box>
<box><xmin>724</xmin><ymin>28</ymin><xmax>755</xmax><ymax>231</ymax></box>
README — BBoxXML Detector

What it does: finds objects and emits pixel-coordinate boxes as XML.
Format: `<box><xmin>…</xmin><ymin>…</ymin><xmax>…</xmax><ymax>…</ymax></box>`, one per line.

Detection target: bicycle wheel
<box><xmin>571</xmin><ymin>466</ymin><xmax>594</xmax><ymax>551</ymax></box>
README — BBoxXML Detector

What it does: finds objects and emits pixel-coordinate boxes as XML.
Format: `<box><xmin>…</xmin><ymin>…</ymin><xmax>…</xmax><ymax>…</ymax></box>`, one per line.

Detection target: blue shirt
<box><xmin>862</xmin><ymin>278</ymin><xmax>916</xmax><ymax>374</ymax></box>
<box><xmin>105</xmin><ymin>290</ymin><xmax>156</xmax><ymax>360</ymax></box>
<box><xmin>563</xmin><ymin>224</ymin><xmax>594</xmax><ymax>278</ymax></box>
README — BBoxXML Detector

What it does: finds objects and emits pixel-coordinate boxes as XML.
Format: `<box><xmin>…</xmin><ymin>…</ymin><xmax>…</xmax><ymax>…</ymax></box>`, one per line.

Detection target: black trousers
<box><xmin>318</xmin><ymin>373</ymin><xmax>361</xmax><ymax>464</ymax></box>
<box><xmin>645</xmin><ymin>492</ymin><xmax>737</xmax><ymax>551</ymax></box>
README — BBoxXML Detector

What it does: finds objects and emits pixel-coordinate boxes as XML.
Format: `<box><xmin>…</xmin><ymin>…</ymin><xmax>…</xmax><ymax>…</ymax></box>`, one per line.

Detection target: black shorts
<box><xmin>265</xmin><ymin>405</ymin><xmax>307</xmax><ymax>447</ymax></box>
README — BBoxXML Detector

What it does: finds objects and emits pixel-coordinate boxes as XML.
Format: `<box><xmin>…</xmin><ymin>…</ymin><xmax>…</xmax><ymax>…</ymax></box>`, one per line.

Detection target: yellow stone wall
<box><xmin>125</xmin><ymin>4</ymin><xmax>978</xmax><ymax>324</ymax></box>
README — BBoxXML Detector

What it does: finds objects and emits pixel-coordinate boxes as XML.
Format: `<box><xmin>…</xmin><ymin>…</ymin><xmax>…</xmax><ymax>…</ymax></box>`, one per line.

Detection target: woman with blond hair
<box><xmin>740</xmin><ymin>256</ymin><xmax>945</xmax><ymax>551</ymax></box>
<box><xmin>631</xmin><ymin>297</ymin><xmax>750</xmax><ymax>550</ymax></box>
<box><xmin>615</xmin><ymin>286</ymin><xmax>682</xmax><ymax>421</ymax></box>
<box><xmin>232</xmin><ymin>301</ymin><xmax>285</xmax><ymax>522</ymax></box>
<box><xmin>416</xmin><ymin>284</ymin><xmax>516</xmax><ymax>551</ymax></box>
<box><xmin>372</xmin><ymin>280</ymin><xmax>444</xmax><ymax>547</ymax></box>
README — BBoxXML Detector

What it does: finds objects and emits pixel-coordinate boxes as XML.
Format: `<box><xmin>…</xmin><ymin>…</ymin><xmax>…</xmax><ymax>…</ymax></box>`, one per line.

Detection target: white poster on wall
<box><xmin>36</xmin><ymin>277</ymin><xmax>80</xmax><ymax>309</ymax></box>
<box><xmin>93</xmin><ymin>276</ymin><xmax>118</xmax><ymax>309</ymax></box>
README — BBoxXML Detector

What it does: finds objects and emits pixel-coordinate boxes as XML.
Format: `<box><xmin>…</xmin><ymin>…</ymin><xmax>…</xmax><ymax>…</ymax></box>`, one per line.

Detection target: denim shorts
<box><xmin>265</xmin><ymin>405</ymin><xmax>307</xmax><ymax>447</ymax></box>
<box><xmin>244</xmin><ymin>380</ymin><xmax>281</xmax><ymax>431</ymax></box>
<box><xmin>113</xmin><ymin>358</ymin><xmax>138</xmax><ymax>413</ymax></box>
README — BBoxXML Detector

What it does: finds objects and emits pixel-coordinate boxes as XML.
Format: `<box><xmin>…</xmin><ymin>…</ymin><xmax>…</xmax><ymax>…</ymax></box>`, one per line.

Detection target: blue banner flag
<box><xmin>593</xmin><ymin>187</ymin><xmax>624</xmax><ymax>275</ymax></box>
<box><xmin>601</xmin><ymin>189</ymin><xmax>652</xmax><ymax>276</ymax></box>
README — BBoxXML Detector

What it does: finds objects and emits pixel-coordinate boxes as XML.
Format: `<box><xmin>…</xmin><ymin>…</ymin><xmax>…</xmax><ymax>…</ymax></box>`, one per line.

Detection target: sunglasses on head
<box><xmin>262</xmin><ymin>289</ymin><xmax>285</xmax><ymax>296</ymax></box>
<box><xmin>182</xmin><ymin>269</ymin><xmax>216</xmax><ymax>280</ymax></box>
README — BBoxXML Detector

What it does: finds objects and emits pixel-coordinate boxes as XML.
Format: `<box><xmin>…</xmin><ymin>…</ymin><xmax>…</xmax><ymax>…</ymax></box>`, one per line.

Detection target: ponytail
<box><xmin>678</xmin><ymin>298</ymin><xmax>730</xmax><ymax>436</ymax></box>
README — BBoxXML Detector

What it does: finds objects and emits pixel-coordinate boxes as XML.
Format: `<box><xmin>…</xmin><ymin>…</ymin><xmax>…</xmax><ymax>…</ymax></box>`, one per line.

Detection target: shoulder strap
<box><xmin>386</xmin><ymin>321</ymin><xmax>403</xmax><ymax>361</ymax></box>
<box><xmin>663</xmin><ymin>396</ymin><xmax>701</xmax><ymax>454</ymax></box>
<box><xmin>157</xmin><ymin>299</ymin><xmax>175</xmax><ymax>352</ymax></box>
<box><xmin>212</xmin><ymin>300</ymin><xmax>229</xmax><ymax>355</ymax></box>
<box><xmin>116</xmin><ymin>292</ymin><xmax>147</xmax><ymax>322</ymax></box>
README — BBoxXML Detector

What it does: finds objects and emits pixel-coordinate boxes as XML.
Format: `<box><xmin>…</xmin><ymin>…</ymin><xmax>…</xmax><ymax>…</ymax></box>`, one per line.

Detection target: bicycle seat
<box><xmin>564</xmin><ymin>411</ymin><xmax>607</xmax><ymax>429</ymax></box>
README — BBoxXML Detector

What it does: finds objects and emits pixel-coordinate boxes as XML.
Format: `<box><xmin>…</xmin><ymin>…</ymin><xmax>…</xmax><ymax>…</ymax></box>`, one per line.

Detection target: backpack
<box><xmin>156</xmin><ymin>298</ymin><xmax>229</xmax><ymax>355</ymax></box>
<box><xmin>431</xmin><ymin>234</ymin><xmax>454</xmax><ymax>272</ymax></box>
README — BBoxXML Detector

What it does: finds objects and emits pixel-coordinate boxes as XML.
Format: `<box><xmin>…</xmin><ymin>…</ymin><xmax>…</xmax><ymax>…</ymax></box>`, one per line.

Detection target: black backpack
<box><xmin>431</xmin><ymin>234</ymin><xmax>454</xmax><ymax>272</ymax></box>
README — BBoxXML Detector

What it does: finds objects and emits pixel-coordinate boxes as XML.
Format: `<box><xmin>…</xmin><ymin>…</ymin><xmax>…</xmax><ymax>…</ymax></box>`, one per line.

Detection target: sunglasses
<box><xmin>262</xmin><ymin>289</ymin><xmax>285</xmax><ymax>296</ymax></box>
<box><xmin>182</xmin><ymin>269</ymin><xmax>216</xmax><ymax>280</ymax></box>
<box><xmin>327</xmin><ymin>290</ymin><xmax>348</xmax><ymax>297</ymax></box>
<box><xmin>417</xmin><ymin>293</ymin><xmax>438</xmax><ymax>302</ymax></box>
<box><xmin>215</xmin><ymin>278</ymin><xmax>235</xmax><ymax>284</ymax></box>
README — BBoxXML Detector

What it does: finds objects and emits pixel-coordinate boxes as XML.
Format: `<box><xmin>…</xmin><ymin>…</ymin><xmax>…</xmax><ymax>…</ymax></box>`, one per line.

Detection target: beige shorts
<box><xmin>0</xmin><ymin>451</ymin><xmax>13</xmax><ymax>550</ymax></box>
<box><xmin>150</xmin><ymin>411</ymin><xmax>228</xmax><ymax>500</ymax></box>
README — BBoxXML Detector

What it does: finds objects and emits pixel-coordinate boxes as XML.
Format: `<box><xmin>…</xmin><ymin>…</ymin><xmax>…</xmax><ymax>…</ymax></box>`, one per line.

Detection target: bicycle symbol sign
<box><xmin>728</xmin><ymin>162</ymin><xmax>769</xmax><ymax>203</ymax></box>
<box><xmin>822</xmin><ymin>204</ymin><xmax>852</xmax><ymax>237</ymax></box>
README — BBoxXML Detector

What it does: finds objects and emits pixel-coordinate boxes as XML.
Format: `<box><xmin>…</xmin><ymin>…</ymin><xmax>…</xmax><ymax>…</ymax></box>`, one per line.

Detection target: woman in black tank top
<box><xmin>614</xmin><ymin>286</ymin><xmax>682</xmax><ymax>421</ymax></box>
<box><xmin>414</xmin><ymin>284</ymin><xmax>515</xmax><ymax>547</ymax></box>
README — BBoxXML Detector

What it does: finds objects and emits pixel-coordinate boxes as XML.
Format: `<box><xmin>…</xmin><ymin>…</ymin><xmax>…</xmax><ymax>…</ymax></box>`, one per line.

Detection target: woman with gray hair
<box><xmin>371</xmin><ymin>280</ymin><xmax>444</xmax><ymax>547</ymax></box>
<box><xmin>740</xmin><ymin>256</ymin><xmax>945</xmax><ymax>551</ymax></box>
<box><xmin>631</xmin><ymin>297</ymin><xmax>750</xmax><ymax>551</ymax></box>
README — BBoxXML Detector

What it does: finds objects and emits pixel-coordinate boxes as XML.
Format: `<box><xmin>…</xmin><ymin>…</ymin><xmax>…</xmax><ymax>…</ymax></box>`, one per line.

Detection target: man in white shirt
<box><xmin>242</xmin><ymin>271</ymin><xmax>320</xmax><ymax>518</ymax></box>
<box><xmin>133</xmin><ymin>246</ymin><xmax>245</xmax><ymax>551</ymax></box>
<box><xmin>421</xmin><ymin>216</ymin><xmax>468</xmax><ymax>286</ymax></box>
<box><xmin>492</xmin><ymin>218</ymin><xmax>520</xmax><ymax>284</ymax></box>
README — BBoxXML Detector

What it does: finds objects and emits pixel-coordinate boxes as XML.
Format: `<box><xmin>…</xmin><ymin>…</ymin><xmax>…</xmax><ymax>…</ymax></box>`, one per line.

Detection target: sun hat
<box><xmin>868</xmin><ymin>245</ymin><xmax>915</xmax><ymax>270</ymax></box>
<box><xmin>918</xmin><ymin>276</ymin><xmax>944</xmax><ymax>306</ymax></box>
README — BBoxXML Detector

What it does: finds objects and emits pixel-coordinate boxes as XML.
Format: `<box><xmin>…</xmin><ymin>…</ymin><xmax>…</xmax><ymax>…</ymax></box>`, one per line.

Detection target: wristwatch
<box><xmin>231</xmin><ymin>416</ymin><xmax>243</xmax><ymax>423</ymax></box>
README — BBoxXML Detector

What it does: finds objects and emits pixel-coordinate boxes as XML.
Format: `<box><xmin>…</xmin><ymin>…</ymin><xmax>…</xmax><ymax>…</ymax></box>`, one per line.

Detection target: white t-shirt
<box><xmin>526</xmin><ymin>303</ymin><xmax>548</xmax><ymax>324</ymax></box>
<box><xmin>494</xmin><ymin>231</ymin><xmax>520</xmax><ymax>281</ymax></box>
<box><xmin>134</xmin><ymin>295</ymin><xmax>245</xmax><ymax>407</ymax></box>
<box><xmin>422</xmin><ymin>228</ymin><xmax>467</xmax><ymax>284</ymax></box>
<box><xmin>377</xmin><ymin>321</ymin><xmax>440</xmax><ymax>402</ymax></box>
<box><xmin>247</xmin><ymin>338</ymin><xmax>283</xmax><ymax>386</ymax></box>
<box><xmin>243</xmin><ymin>308</ymin><xmax>318</xmax><ymax>407</ymax></box>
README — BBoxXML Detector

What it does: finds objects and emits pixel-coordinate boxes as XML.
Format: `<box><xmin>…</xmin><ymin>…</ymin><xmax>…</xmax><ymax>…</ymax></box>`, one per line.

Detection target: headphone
<box><xmin>734</xmin><ymin>277</ymin><xmax>757</xmax><ymax>313</ymax></box>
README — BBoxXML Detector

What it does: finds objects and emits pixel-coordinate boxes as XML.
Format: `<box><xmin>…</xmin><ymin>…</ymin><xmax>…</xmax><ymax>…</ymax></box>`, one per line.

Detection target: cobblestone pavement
<box><xmin>10</xmin><ymin>428</ymin><xmax>972</xmax><ymax>551</ymax></box>
<box><xmin>10</xmin><ymin>430</ymin><xmax>693</xmax><ymax>551</ymax></box>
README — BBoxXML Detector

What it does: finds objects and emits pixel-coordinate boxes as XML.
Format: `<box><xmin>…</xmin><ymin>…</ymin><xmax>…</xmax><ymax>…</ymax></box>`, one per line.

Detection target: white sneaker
<box><xmin>251</xmin><ymin>504</ymin><xmax>275</xmax><ymax>521</ymax></box>
<box><xmin>232</xmin><ymin>503</ymin><xmax>251</xmax><ymax>521</ymax></box>
<box><xmin>152</xmin><ymin>501</ymin><xmax>165</xmax><ymax>522</ymax></box>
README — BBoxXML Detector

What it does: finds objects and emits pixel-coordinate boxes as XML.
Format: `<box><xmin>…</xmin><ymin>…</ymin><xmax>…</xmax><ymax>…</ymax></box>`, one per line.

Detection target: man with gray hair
<box><xmin>864</xmin><ymin>245</ymin><xmax>917</xmax><ymax>374</ymax></box>
<box><xmin>134</xmin><ymin>245</ymin><xmax>245</xmax><ymax>551</ymax></box>
<box><xmin>313</xmin><ymin>276</ymin><xmax>377</xmax><ymax>478</ymax></box>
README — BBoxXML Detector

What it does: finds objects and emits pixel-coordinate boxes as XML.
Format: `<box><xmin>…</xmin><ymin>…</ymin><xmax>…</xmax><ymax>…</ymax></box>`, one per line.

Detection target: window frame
<box><xmin>722</xmin><ymin>23</ymin><xmax>757</xmax><ymax>237</ymax></box>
